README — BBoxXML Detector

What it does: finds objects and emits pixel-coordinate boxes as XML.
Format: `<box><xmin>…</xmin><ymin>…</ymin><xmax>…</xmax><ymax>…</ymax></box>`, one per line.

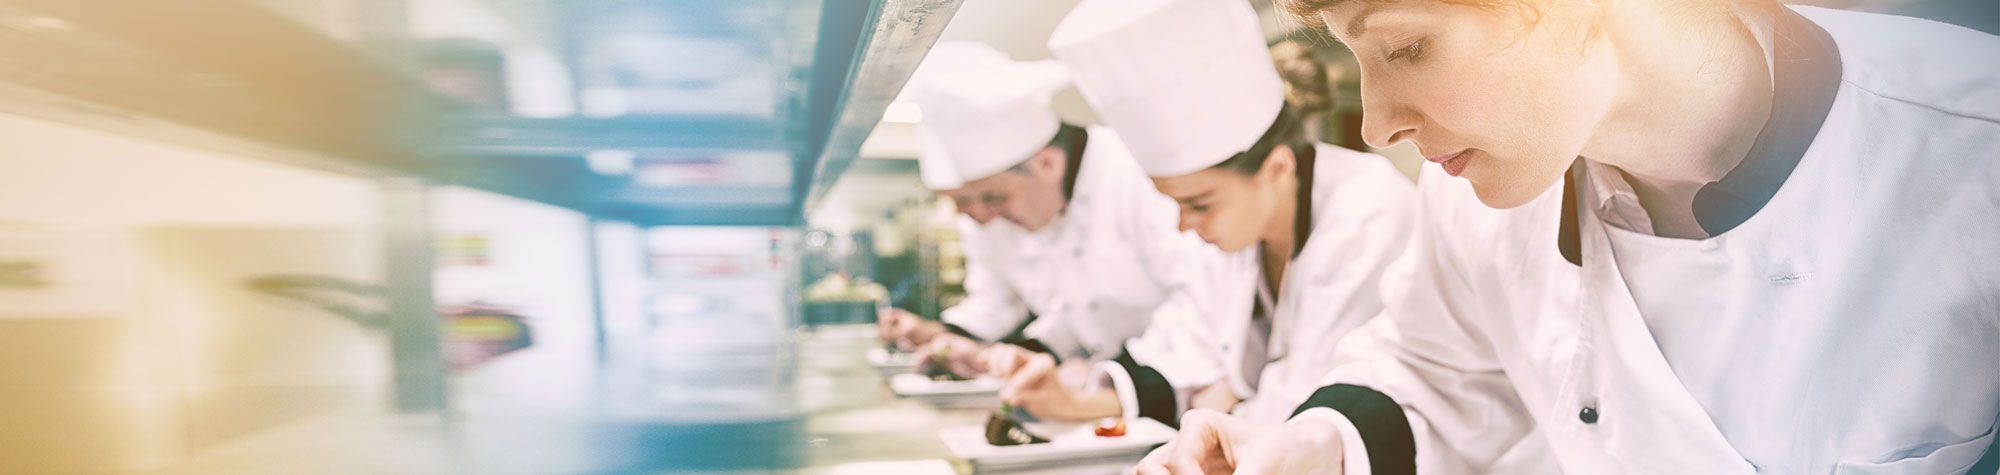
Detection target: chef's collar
<box><xmin>1691</xmin><ymin>5</ymin><xmax>1841</xmax><ymax>235</ymax></box>
<box><xmin>1579</xmin><ymin>162</ymin><xmax>1653</xmax><ymax>234</ymax></box>
<box><xmin>1558</xmin><ymin>5</ymin><xmax>1841</xmax><ymax>265</ymax></box>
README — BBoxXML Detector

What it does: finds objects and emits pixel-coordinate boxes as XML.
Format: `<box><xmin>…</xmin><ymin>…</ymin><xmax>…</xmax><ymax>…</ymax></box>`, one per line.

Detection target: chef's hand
<box><xmin>874</xmin><ymin>305</ymin><xmax>903</xmax><ymax>342</ymax></box>
<box><xmin>878</xmin><ymin>308</ymin><xmax>943</xmax><ymax>350</ymax></box>
<box><xmin>980</xmin><ymin>344</ymin><xmax>1040</xmax><ymax>379</ymax></box>
<box><xmin>1188</xmin><ymin>383</ymin><xmax>1241</xmax><ymax>413</ymax></box>
<box><xmin>1133</xmin><ymin>409</ymin><xmax>1345</xmax><ymax>475</ymax></box>
<box><xmin>920</xmin><ymin>334</ymin><xmax>988</xmax><ymax>377</ymax></box>
<box><xmin>1055</xmin><ymin>358</ymin><xmax>1096</xmax><ymax>389</ymax></box>
<box><xmin>983</xmin><ymin>345</ymin><xmax>1096</xmax><ymax>388</ymax></box>
<box><xmin>1000</xmin><ymin>354</ymin><xmax>1120</xmax><ymax>422</ymax></box>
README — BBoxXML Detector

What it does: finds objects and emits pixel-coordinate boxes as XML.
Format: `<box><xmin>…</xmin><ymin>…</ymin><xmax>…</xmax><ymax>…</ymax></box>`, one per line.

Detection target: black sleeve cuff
<box><xmin>940</xmin><ymin>323</ymin><xmax>979</xmax><ymax>341</ymax></box>
<box><xmin>1293</xmin><ymin>384</ymin><xmax>1417</xmax><ymax>475</ymax></box>
<box><xmin>942</xmin><ymin>315</ymin><xmax>1059</xmax><ymax>363</ymax></box>
<box><xmin>1003</xmin><ymin>338</ymin><xmax>1060</xmax><ymax>364</ymax></box>
<box><xmin>1113</xmin><ymin>349</ymin><xmax>1180</xmax><ymax>428</ymax></box>
<box><xmin>999</xmin><ymin>311</ymin><xmax>1038</xmax><ymax>343</ymax></box>
<box><xmin>942</xmin><ymin>312</ymin><xmax>1040</xmax><ymax>344</ymax></box>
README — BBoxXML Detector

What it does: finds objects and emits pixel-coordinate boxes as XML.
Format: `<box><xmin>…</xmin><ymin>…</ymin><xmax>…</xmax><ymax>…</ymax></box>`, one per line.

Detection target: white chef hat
<box><xmin>906</xmin><ymin>41</ymin><xmax>1071</xmax><ymax>182</ymax></box>
<box><xmin>915</xmin><ymin>128</ymin><xmax>963</xmax><ymax>190</ymax></box>
<box><xmin>1048</xmin><ymin>0</ymin><xmax>1285</xmax><ymax>178</ymax></box>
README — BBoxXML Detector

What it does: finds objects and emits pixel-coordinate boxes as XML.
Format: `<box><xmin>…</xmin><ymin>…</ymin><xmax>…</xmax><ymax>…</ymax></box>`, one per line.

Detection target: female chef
<box><xmin>989</xmin><ymin>0</ymin><xmax>1417</xmax><ymax>427</ymax></box>
<box><xmin>1139</xmin><ymin>0</ymin><xmax>2000</xmax><ymax>473</ymax></box>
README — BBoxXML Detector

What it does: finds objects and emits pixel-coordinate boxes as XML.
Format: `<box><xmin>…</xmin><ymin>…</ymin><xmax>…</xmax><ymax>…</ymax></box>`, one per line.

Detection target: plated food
<box><xmin>985</xmin><ymin>403</ymin><xmax>1051</xmax><ymax>446</ymax></box>
<box><xmin>939</xmin><ymin>417</ymin><xmax>1176</xmax><ymax>471</ymax></box>
<box><xmin>1092</xmin><ymin>418</ymin><xmax>1126</xmax><ymax>437</ymax></box>
<box><xmin>920</xmin><ymin>346</ymin><xmax>967</xmax><ymax>382</ymax></box>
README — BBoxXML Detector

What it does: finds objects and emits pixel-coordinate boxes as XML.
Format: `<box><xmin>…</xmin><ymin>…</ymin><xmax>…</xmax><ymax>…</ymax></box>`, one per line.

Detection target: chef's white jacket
<box><xmin>1292</xmin><ymin>6</ymin><xmax>2000</xmax><ymax>474</ymax></box>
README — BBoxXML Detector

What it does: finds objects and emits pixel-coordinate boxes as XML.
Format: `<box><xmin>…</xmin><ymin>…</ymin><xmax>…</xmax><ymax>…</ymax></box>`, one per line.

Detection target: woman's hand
<box><xmin>1133</xmin><ymin>409</ymin><xmax>1346</xmax><ymax>475</ymax></box>
<box><xmin>877</xmin><ymin>307</ymin><xmax>943</xmax><ymax>350</ymax></box>
<box><xmin>982</xmin><ymin>344</ymin><xmax>1096</xmax><ymax>387</ymax></box>
<box><xmin>981</xmin><ymin>344</ymin><xmax>1039</xmax><ymax>379</ymax></box>
<box><xmin>1188</xmin><ymin>383</ymin><xmax>1241</xmax><ymax>413</ymax></box>
<box><xmin>999</xmin><ymin>353</ymin><xmax>1121</xmax><ymax>421</ymax></box>
<box><xmin>920</xmin><ymin>334</ymin><xmax>989</xmax><ymax>377</ymax></box>
<box><xmin>875</xmin><ymin>306</ymin><xmax>904</xmax><ymax>343</ymax></box>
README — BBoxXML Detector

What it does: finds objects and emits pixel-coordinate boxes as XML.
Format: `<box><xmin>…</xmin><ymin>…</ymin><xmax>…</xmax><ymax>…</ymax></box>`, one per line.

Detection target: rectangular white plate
<box><xmin>867</xmin><ymin>347</ymin><xmax>922</xmax><ymax>373</ymax></box>
<box><xmin>940</xmin><ymin>418</ymin><xmax>1174</xmax><ymax>470</ymax></box>
<box><xmin>813</xmin><ymin>459</ymin><xmax>957</xmax><ymax>475</ymax></box>
<box><xmin>889</xmin><ymin>373</ymin><xmax>1002</xmax><ymax>398</ymax></box>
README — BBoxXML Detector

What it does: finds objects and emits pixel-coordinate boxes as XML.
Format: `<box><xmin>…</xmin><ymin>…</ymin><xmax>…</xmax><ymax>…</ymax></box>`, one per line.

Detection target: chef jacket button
<box><xmin>1578</xmin><ymin>406</ymin><xmax>1599</xmax><ymax>424</ymax></box>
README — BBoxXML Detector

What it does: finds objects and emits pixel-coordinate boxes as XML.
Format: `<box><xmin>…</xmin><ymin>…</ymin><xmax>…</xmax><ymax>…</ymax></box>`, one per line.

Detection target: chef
<box><xmin>1139</xmin><ymin>0</ymin><xmax>2000</xmax><ymax>473</ymax></box>
<box><xmin>880</xmin><ymin>41</ymin><xmax>1226</xmax><ymax>375</ymax></box>
<box><xmin>875</xmin><ymin>106</ymin><xmax>1043</xmax><ymax>370</ymax></box>
<box><xmin>992</xmin><ymin>0</ymin><xmax>1417</xmax><ymax>428</ymax></box>
<box><xmin>875</xmin><ymin>45</ymin><xmax>1037</xmax><ymax>359</ymax></box>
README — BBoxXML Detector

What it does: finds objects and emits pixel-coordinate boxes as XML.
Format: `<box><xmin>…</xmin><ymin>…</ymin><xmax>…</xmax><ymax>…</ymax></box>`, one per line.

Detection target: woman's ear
<box><xmin>1027</xmin><ymin>146</ymin><xmax>1068</xmax><ymax>184</ymax></box>
<box><xmin>1258</xmin><ymin>146</ymin><xmax>1296</xmax><ymax>184</ymax></box>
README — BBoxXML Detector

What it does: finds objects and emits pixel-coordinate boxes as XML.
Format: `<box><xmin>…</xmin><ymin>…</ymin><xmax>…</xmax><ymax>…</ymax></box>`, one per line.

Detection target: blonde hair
<box><xmin>1277</xmin><ymin>0</ymin><xmax>1777</xmax><ymax>30</ymax></box>
<box><xmin>1270</xmin><ymin>40</ymin><xmax>1335</xmax><ymax>121</ymax></box>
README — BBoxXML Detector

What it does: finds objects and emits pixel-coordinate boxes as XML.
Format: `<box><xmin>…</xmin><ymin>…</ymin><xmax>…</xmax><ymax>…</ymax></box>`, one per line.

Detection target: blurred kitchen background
<box><xmin>0</xmin><ymin>0</ymin><xmax>1991</xmax><ymax>473</ymax></box>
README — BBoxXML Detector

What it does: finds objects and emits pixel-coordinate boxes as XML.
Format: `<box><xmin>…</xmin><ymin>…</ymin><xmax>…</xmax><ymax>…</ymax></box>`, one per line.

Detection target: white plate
<box><xmin>813</xmin><ymin>459</ymin><xmax>957</xmax><ymax>475</ymax></box>
<box><xmin>867</xmin><ymin>347</ymin><xmax>923</xmax><ymax>373</ymax></box>
<box><xmin>940</xmin><ymin>417</ymin><xmax>1174</xmax><ymax>471</ymax></box>
<box><xmin>889</xmin><ymin>373</ymin><xmax>1002</xmax><ymax>399</ymax></box>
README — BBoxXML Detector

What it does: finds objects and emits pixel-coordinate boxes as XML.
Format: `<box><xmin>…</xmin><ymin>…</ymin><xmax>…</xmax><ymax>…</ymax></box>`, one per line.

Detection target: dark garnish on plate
<box><xmin>985</xmin><ymin>403</ymin><xmax>1050</xmax><ymax>446</ymax></box>
<box><xmin>921</xmin><ymin>346</ymin><xmax>968</xmax><ymax>381</ymax></box>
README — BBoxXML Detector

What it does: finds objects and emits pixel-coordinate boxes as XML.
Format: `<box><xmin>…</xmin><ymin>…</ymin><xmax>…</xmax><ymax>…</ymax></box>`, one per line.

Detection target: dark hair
<box><xmin>1048</xmin><ymin>122</ymin><xmax>1087</xmax><ymax>160</ymax></box>
<box><xmin>1003</xmin><ymin>123</ymin><xmax>1087</xmax><ymax>175</ymax></box>
<box><xmin>1212</xmin><ymin>103</ymin><xmax>1309</xmax><ymax>176</ymax></box>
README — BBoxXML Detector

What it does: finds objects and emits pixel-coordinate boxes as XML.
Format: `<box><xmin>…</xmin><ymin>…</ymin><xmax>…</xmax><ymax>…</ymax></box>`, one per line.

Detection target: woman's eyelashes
<box><xmin>1386</xmin><ymin>38</ymin><xmax>1427</xmax><ymax>64</ymax></box>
